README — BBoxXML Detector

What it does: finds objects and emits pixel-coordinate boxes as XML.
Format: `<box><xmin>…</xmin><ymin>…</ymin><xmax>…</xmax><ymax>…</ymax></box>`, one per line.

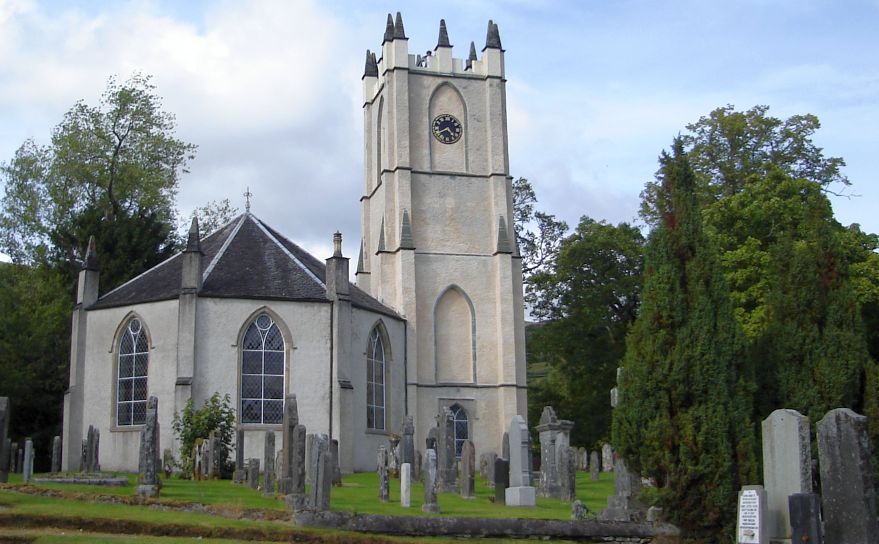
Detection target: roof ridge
<box><xmin>251</xmin><ymin>216</ymin><xmax>326</xmax><ymax>288</ymax></box>
<box><xmin>202</xmin><ymin>214</ymin><xmax>247</xmax><ymax>283</ymax></box>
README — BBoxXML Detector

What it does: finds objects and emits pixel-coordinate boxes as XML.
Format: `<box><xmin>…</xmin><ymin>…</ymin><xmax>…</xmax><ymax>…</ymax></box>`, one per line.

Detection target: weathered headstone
<box><xmin>436</xmin><ymin>407</ymin><xmax>457</xmax><ymax>492</ymax></box>
<box><xmin>502</xmin><ymin>431</ymin><xmax>509</xmax><ymax>461</ymax></box>
<box><xmin>308</xmin><ymin>434</ymin><xmax>331</xmax><ymax>512</ymax></box>
<box><xmin>377</xmin><ymin>445</ymin><xmax>389</xmax><ymax>502</ymax></box>
<box><xmin>460</xmin><ymin>440</ymin><xmax>475</xmax><ymax>499</ymax></box>
<box><xmin>413</xmin><ymin>450</ymin><xmax>422</xmax><ymax>482</ymax></box>
<box><xmin>736</xmin><ymin>485</ymin><xmax>768</xmax><ymax>544</ymax></box>
<box><xmin>330</xmin><ymin>439</ymin><xmax>342</xmax><ymax>486</ymax></box>
<box><xmin>571</xmin><ymin>499</ymin><xmax>588</xmax><ymax>521</ymax></box>
<box><xmin>136</xmin><ymin>396</ymin><xmax>160</xmax><ymax>497</ymax></box>
<box><xmin>788</xmin><ymin>493</ymin><xmax>822</xmax><ymax>544</ymax></box>
<box><xmin>505</xmin><ymin>415</ymin><xmax>536</xmax><ymax>507</ymax></box>
<box><xmin>304</xmin><ymin>433</ymin><xmax>315</xmax><ymax>485</ymax></box>
<box><xmin>601</xmin><ymin>443</ymin><xmax>613</xmax><ymax>472</ymax></box>
<box><xmin>560</xmin><ymin>446</ymin><xmax>576</xmax><ymax>502</ymax></box>
<box><xmin>388</xmin><ymin>434</ymin><xmax>400</xmax><ymax>478</ymax></box>
<box><xmin>817</xmin><ymin>408</ymin><xmax>879</xmax><ymax>544</ymax></box>
<box><xmin>589</xmin><ymin>451</ymin><xmax>600</xmax><ymax>481</ymax></box>
<box><xmin>17</xmin><ymin>446</ymin><xmax>23</xmax><ymax>474</ymax></box>
<box><xmin>0</xmin><ymin>397</ymin><xmax>9</xmax><ymax>483</ymax></box>
<box><xmin>494</xmin><ymin>457</ymin><xmax>509</xmax><ymax>504</ymax></box>
<box><xmin>162</xmin><ymin>448</ymin><xmax>174</xmax><ymax>478</ymax></box>
<box><xmin>426</xmin><ymin>427</ymin><xmax>438</xmax><ymax>451</ymax></box>
<box><xmin>234</xmin><ymin>428</ymin><xmax>245</xmax><ymax>483</ymax></box>
<box><xmin>11</xmin><ymin>440</ymin><xmax>19</xmax><ymax>473</ymax></box>
<box><xmin>401</xmin><ymin>416</ymin><xmax>415</xmax><ymax>467</ymax></box>
<box><xmin>422</xmin><ymin>448</ymin><xmax>439</xmax><ymax>513</ymax></box>
<box><xmin>263</xmin><ymin>431</ymin><xmax>276</xmax><ymax>495</ymax></box>
<box><xmin>536</xmin><ymin>406</ymin><xmax>562</xmax><ymax>499</ymax></box>
<box><xmin>22</xmin><ymin>439</ymin><xmax>33</xmax><ymax>483</ymax></box>
<box><xmin>761</xmin><ymin>409</ymin><xmax>811</xmax><ymax>542</ymax></box>
<box><xmin>284</xmin><ymin>425</ymin><xmax>307</xmax><ymax>510</ymax></box>
<box><xmin>51</xmin><ymin>436</ymin><xmax>61</xmax><ymax>473</ymax></box>
<box><xmin>598</xmin><ymin>457</ymin><xmax>646</xmax><ymax>521</ymax></box>
<box><xmin>401</xmin><ymin>462</ymin><xmax>412</xmax><ymax>507</ymax></box>
<box><xmin>247</xmin><ymin>458</ymin><xmax>260</xmax><ymax>490</ymax></box>
<box><xmin>482</xmin><ymin>452</ymin><xmax>497</xmax><ymax>486</ymax></box>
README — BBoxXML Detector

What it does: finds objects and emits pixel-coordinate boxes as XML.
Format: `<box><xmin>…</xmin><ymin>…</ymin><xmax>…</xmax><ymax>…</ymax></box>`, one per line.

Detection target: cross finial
<box><xmin>243</xmin><ymin>187</ymin><xmax>253</xmax><ymax>212</ymax></box>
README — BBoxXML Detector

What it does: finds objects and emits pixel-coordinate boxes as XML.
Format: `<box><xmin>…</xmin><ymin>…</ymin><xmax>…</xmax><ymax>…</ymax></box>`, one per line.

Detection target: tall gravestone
<box><xmin>10</xmin><ymin>440</ymin><xmax>18</xmax><ymax>473</ymax></box>
<box><xmin>51</xmin><ymin>436</ymin><xmax>62</xmax><ymax>473</ymax></box>
<box><xmin>598</xmin><ymin>457</ymin><xmax>646</xmax><ymax>521</ymax></box>
<box><xmin>17</xmin><ymin>446</ymin><xmax>23</xmax><ymax>474</ymax></box>
<box><xmin>280</xmin><ymin>394</ymin><xmax>306</xmax><ymax>500</ymax></box>
<box><xmin>560</xmin><ymin>446</ymin><xmax>576</xmax><ymax>502</ymax></box>
<box><xmin>460</xmin><ymin>440</ymin><xmax>475</xmax><ymax>499</ymax></box>
<box><xmin>305</xmin><ymin>433</ymin><xmax>315</xmax><ymax>485</ymax></box>
<box><xmin>505</xmin><ymin>415</ymin><xmax>536</xmax><ymax>507</ymax></box>
<box><xmin>377</xmin><ymin>445</ymin><xmax>389</xmax><ymax>502</ymax></box>
<box><xmin>308</xmin><ymin>434</ymin><xmax>331</xmax><ymax>512</ymax></box>
<box><xmin>136</xmin><ymin>396</ymin><xmax>160</xmax><ymax>497</ymax></box>
<box><xmin>422</xmin><ymin>448</ymin><xmax>439</xmax><ymax>513</ymax></box>
<box><xmin>22</xmin><ymin>439</ymin><xmax>33</xmax><ymax>483</ymax></box>
<box><xmin>413</xmin><ymin>450</ymin><xmax>422</xmax><ymax>482</ymax></box>
<box><xmin>494</xmin><ymin>457</ymin><xmax>509</xmax><ymax>504</ymax></box>
<box><xmin>263</xmin><ymin>431</ymin><xmax>276</xmax><ymax>495</ymax></box>
<box><xmin>401</xmin><ymin>415</ymin><xmax>415</xmax><ymax>467</ymax></box>
<box><xmin>601</xmin><ymin>443</ymin><xmax>613</xmax><ymax>472</ymax></box>
<box><xmin>817</xmin><ymin>408</ymin><xmax>879</xmax><ymax>544</ymax></box>
<box><xmin>502</xmin><ymin>432</ymin><xmax>509</xmax><ymax>461</ymax></box>
<box><xmin>0</xmin><ymin>397</ymin><xmax>9</xmax><ymax>483</ymax></box>
<box><xmin>436</xmin><ymin>407</ymin><xmax>457</xmax><ymax>492</ymax></box>
<box><xmin>330</xmin><ymin>439</ymin><xmax>342</xmax><ymax>486</ymax></box>
<box><xmin>589</xmin><ymin>451</ymin><xmax>600</xmax><ymax>481</ymax></box>
<box><xmin>761</xmin><ymin>409</ymin><xmax>811</xmax><ymax>542</ymax></box>
<box><xmin>400</xmin><ymin>462</ymin><xmax>412</xmax><ymax>507</ymax></box>
<box><xmin>247</xmin><ymin>458</ymin><xmax>260</xmax><ymax>490</ymax></box>
<box><xmin>234</xmin><ymin>428</ymin><xmax>245</xmax><ymax>483</ymax></box>
<box><xmin>536</xmin><ymin>406</ymin><xmax>574</xmax><ymax>499</ymax></box>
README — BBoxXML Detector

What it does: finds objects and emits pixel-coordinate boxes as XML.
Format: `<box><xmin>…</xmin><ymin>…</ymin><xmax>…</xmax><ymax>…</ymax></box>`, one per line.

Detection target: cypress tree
<box><xmin>612</xmin><ymin>140</ymin><xmax>757</xmax><ymax>539</ymax></box>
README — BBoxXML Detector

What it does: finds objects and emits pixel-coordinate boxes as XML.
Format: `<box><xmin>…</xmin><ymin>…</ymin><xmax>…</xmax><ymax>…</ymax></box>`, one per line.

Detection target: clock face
<box><xmin>431</xmin><ymin>114</ymin><xmax>463</xmax><ymax>144</ymax></box>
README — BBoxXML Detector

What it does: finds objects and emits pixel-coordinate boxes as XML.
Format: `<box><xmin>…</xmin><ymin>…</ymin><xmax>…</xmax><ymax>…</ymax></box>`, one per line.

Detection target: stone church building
<box><xmin>62</xmin><ymin>14</ymin><xmax>527</xmax><ymax>473</ymax></box>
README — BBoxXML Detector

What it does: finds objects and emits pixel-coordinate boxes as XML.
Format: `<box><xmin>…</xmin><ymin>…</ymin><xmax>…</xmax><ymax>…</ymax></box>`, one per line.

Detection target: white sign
<box><xmin>737</xmin><ymin>489</ymin><xmax>761</xmax><ymax>544</ymax></box>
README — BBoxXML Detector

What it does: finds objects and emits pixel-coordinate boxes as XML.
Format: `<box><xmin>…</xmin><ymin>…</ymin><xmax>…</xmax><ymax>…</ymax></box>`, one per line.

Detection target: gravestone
<box><xmin>308</xmin><ymin>434</ymin><xmax>332</xmax><ymax>512</ymax></box>
<box><xmin>436</xmin><ymin>407</ymin><xmax>457</xmax><ymax>492</ymax></box>
<box><xmin>460</xmin><ymin>440</ymin><xmax>475</xmax><ymax>499</ymax></box>
<box><xmin>10</xmin><ymin>441</ymin><xmax>18</xmax><ymax>473</ymax></box>
<box><xmin>285</xmin><ymin>425</ymin><xmax>307</xmax><ymax>511</ymax></box>
<box><xmin>576</xmin><ymin>447</ymin><xmax>586</xmax><ymax>471</ymax></box>
<box><xmin>560</xmin><ymin>446</ymin><xmax>576</xmax><ymax>502</ymax></box>
<box><xmin>598</xmin><ymin>457</ymin><xmax>646</xmax><ymax>521</ymax></box>
<box><xmin>401</xmin><ymin>462</ymin><xmax>412</xmax><ymax>507</ymax></box>
<box><xmin>401</xmin><ymin>415</ymin><xmax>415</xmax><ymax>467</ymax></box>
<box><xmin>505</xmin><ymin>415</ymin><xmax>536</xmax><ymax>506</ymax></box>
<box><xmin>536</xmin><ymin>406</ymin><xmax>573</xmax><ymax>499</ymax></box>
<box><xmin>209</xmin><ymin>431</ymin><xmax>222</xmax><ymax>479</ymax></box>
<box><xmin>788</xmin><ymin>493</ymin><xmax>822</xmax><ymax>544</ymax></box>
<box><xmin>247</xmin><ymin>458</ymin><xmax>260</xmax><ymax>490</ymax></box>
<box><xmin>589</xmin><ymin>451</ymin><xmax>600</xmax><ymax>481</ymax></box>
<box><xmin>305</xmin><ymin>433</ymin><xmax>315</xmax><ymax>485</ymax></box>
<box><xmin>736</xmin><ymin>485</ymin><xmax>768</xmax><ymax>544</ymax></box>
<box><xmin>0</xmin><ymin>397</ymin><xmax>9</xmax><ymax>483</ymax></box>
<box><xmin>22</xmin><ymin>439</ymin><xmax>33</xmax><ymax>483</ymax></box>
<box><xmin>601</xmin><ymin>443</ymin><xmax>613</xmax><ymax>472</ymax></box>
<box><xmin>17</xmin><ymin>446</ymin><xmax>23</xmax><ymax>474</ymax></box>
<box><xmin>426</xmin><ymin>427</ymin><xmax>438</xmax><ymax>450</ymax></box>
<box><xmin>82</xmin><ymin>425</ymin><xmax>100</xmax><ymax>473</ymax></box>
<box><xmin>413</xmin><ymin>450</ymin><xmax>422</xmax><ymax>482</ymax></box>
<box><xmin>817</xmin><ymin>408</ymin><xmax>879</xmax><ymax>544</ymax></box>
<box><xmin>377</xmin><ymin>444</ymin><xmax>389</xmax><ymax>502</ymax></box>
<box><xmin>234</xmin><ymin>428</ymin><xmax>245</xmax><ymax>483</ymax></box>
<box><xmin>571</xmin><ymin>500</ymin><xmax>588</xmax><ymax>521</ymax></box>
<box><xmin>51</xmin><ymin>436</ymin><xmax>61</xmax><ymax>473</ymax></box>
<box><xmin>162</xmin><ymin>449</ymin><xmax>174</xmax><ymax>478</ymax></box>
<box><xmin>422</xmin><ymin>448</ymin><xmax>439</xmax><ymax>513</ymax></box>
<box><xmin>388</xmin><ymin>435</ymin><xmax>400</xmax><ymax>478</ymax></box>
<box><xmin>494</xmin><ymin>457</ymin><xmax>509</xmax><ymax>504</ymax></box>
<box><xmin>502</xmin><ymin>432</ymin><xmax>509</xmax><ymax>461</ymax></box>
<box><xmin>263</xmin><ymin>431</ymin><xmax>276</xmax><ymax>495</ymax></box>
<box><xmin>136</xmin><ymin>396</ymin><xmax>160</xmax><ymax>497</ymax></box>
<box><xmin>761</xmin><ymin>409</ymin><xmax>811</xmax><ymax>542</ymax></box>
<box><xmin>481</xmin><ymin>452</ymin><xmax>497</xmax><ymax>486</ymax></box>
<box><xmin>331</xmin><ymin>439</ymin><xmax>342</xmax><ymax>486</ymax></box>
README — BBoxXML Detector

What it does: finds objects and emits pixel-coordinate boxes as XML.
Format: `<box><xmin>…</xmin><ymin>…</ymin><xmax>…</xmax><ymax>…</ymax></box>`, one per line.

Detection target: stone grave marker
<box><xmin>483</xmin><ymin>452</ymin><xmax>497</xmax><ymax>486</ymax></box>
<box><xmin>401</xmin><ymin>462</ymin><xmax>412</xmax><ymax>507</ymax></box>
<box><xmin>502</xmin><ymin>431</ymin><xmax>509</xmax><ymax>461</ymax></box>
<box><xmin>761</xmin><ymin>409</ymin><xmax>811</xmax><ymax>542</ymax></box>
<box><xmin>589</xmin><ymin>451</ymin><xmax>600</xmax><ymax>481</ymax></box>
<box><xmin>426</xmin><ymin>427</ymin><xmax>437</xmax><ymax>450</ymax></box>
<box><xmin>788</xmin><ymin>493</ymin><xmax>821</xmax><ymax>544</ymax></box>
<box><xmin>247</xmin><ymin>458</ymin><xmax>260</xmax><ymax>490</ymax></box>
<box><xmin>10</xmin><ymin>441</ymin><xmax>18</xmax><ymax>473</ymax></box>
<box><xmin>736</xmin><ymin>485</ymin><xmax>767</xmax><ymax>544</ymax></box>
<box><xmin>601</xmin><ymin>443</ymin><xmax>613</xmax><ymax>472</ymax></box>
<box><xmin>460</xmin><ymin>439</ymin><xmax>475</xmax><ymax>499</ymax></box>
<box><xmin>388</xmin><ymin>434</ymin><xmax>400</xmax><ymax>478</ymax></box>
<box><xmin>422</xmin><ymin>448</ymin><xmax>439</xmax><ymax>513</ymax></box>
<box><xmin>263</xmin><ymin>431</ymin><xmax>275</xmax><ymax>495</ymax></box>
<box><xmin>0</xmin><ymin>397</ymin><xmax>9</xmax><ymax>483</ymax></box>
<box><xmin>413</xmin><ymin>450</ymin><xmax>422</xmax><ymax>482</ymax></box>
<box><xmin>234</xmin><ymin>428</ymin><xmax>245</xmax><ymax>483</ymax></box>
<box><xmin>308</xmin><ymin>434</ymin><xmax>331</xmax><ymax>512</ymax></box>
<box><xmin>51</xmin><ymin>436</ymin><xmax>61</xmax><ymax>473</ymax></box>
<box><xmin>505</xmin><ymin>415</ymin><xmax>536</xmax><ymax>506</ymax></box>
<box><xmin>22</xmin><ymin>439</ymin><xmax>33</xmax><ymax>483</ymax></box>
<box><xmin>571</xmin><ymin>500</ymin><xmax>588</xmax><ymax>520</ymax></box>
<box><xmin>598</xmin><ymin>457</ymin><xmax>646</xmax><ymax>521</ymax></box>
<box><xmin>162</xmin><ymin>449</ymin><xmax>174</xmax><ymax>478</ymax></box>
<box><xmin>17</xmin><ymin>446</ymin><xmax>24</xmax><ymax>474</ymax></box>
<box><xmin>377</xmin><ymin>444</ymin><xmax>389</xmax><ymax>502</ymax></box>
<box><xmin>285</xmin><ymin>425</ymin><xmax>307</xmax><ymax>511</ymax></box>
<box><xmin>305</xmin><ymin>433</ymin><xmax>315</xmax><ymax>485</ymax></box>
<box><xmin>494</xmin><ymin>457</ymin><xmax>509</xmax><ymax>504</ymax></box>
<box><xmin>136</xmin><ymin>396</ymin><xmax>160</xmax><ymax>497</ymax></box>
<box><xmin>560</xmin><ymin>446</ymin><xmax>576</xmax><ymax>502</ymax></box>
<box><xmin>436</xmin><ymin>407</ymin><xmax>456</xmax><ymax>492</ymax></box>
<box><xmin>817</xmin><ymin>408</ymin><xmax>879</xmax><ymax>544</ymax></box>
<box><xmin>536</xmin><ymin>406</ymin><xmax>574</xmax><ymax>499</ymax></box>
<box><xmin>331</xmin><ymin>439</ymin><xmax>342</xmax><ymax>486</ymax></box>
<box><xmin>401</xmin><ymin>415</ymin><xmax>415</xmax><ymax>467</ymax></box>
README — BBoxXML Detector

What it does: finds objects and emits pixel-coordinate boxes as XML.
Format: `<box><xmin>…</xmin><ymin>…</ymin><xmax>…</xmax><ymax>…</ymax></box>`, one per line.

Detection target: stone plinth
<box><xmin>761</xmin><ymin>409</ymin><xmax>811</xmax><ymax>541</ymax></box>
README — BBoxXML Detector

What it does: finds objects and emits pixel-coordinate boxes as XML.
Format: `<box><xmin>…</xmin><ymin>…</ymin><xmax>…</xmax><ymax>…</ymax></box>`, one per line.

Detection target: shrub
<box><xmin>171</xmin><ymin>392</ymin><xmax>236</xmax><ymax>479</ymax></box>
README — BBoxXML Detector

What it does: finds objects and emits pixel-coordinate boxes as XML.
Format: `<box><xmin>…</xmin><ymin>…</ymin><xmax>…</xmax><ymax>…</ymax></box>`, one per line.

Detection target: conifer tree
<box><xmin>612</xmin><ymin>139</ymin><xmax>757</xmax><ymax>539</ymax></box>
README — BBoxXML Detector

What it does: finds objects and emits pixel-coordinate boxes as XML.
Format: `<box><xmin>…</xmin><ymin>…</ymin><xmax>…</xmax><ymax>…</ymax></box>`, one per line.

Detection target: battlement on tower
<box><xmin>362</xmin><ymin>13</ymin><xmax>505</xmax><ymax>104</ymax></box>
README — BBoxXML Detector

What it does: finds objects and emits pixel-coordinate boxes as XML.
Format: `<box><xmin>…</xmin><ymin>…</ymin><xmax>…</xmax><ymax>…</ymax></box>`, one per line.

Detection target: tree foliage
<box><xmin>171</xmin><ymin>393</ymin><xmax>236</xmax><ymax>479</ymax></box>
<box><xmin>512</xmin><ymin>177</ymin><xmax>568</xmax><ymax>288</ymax></box>
<box><xmin>613</xmin><ymin>140</ymin><xmax>757</xmax><ymax>539</ymax></box>
<box><xmin>189</xmin><ymin>198</ymin><xmax>239</xmax><ymax>237</ymax></box>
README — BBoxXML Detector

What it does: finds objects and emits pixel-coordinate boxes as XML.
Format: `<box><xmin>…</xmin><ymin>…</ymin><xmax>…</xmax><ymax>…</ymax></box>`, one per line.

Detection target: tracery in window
<box><xmin>117</xmin><ymin>318</ymin><xmax>149</xmax><ymax>426</ymax></box>
<box><xmin>241</xmin><ymin>313</ymin><xmax>285</xmax><ymax>424</ymax></box>
<box><xmin>451</xmin><ymin>403</ymin><xmax>469</xmax><ymax>458</ymax></box>
<box><xmin>366</xmin><ymin>326</ymin><xmax>386</xmax><ymax>430</ymax></box>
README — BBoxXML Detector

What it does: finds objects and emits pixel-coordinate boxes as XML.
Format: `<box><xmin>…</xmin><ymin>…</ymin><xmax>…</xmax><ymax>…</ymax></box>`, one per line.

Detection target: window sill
<box><xmin>238</xmin><ymin>424</ymin><xmax>284</xmax><ymax>431</ymax></box>
<box><xmin>111</xmin><ymin>425</ymin><xmax>144</xmax><ymax>433</ymax></box>
<box><xmin>365</xmin><ymin>428</ymin><xmax>390</xmax><ymax>436</ymax></box>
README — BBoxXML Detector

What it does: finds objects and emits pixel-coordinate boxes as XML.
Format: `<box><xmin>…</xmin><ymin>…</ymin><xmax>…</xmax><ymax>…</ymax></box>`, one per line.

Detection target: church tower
<box><xmin>358</xmin><ymin>14</ymin><xmax>527</xmax><ymax>457</ymax></box>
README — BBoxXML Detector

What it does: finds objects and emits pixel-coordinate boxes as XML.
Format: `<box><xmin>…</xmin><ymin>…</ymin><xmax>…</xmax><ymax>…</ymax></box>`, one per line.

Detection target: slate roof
<box><xmin>90</xmin><ymin>213</ymin><xmax>402</xmax><ymax>320</ymax></box>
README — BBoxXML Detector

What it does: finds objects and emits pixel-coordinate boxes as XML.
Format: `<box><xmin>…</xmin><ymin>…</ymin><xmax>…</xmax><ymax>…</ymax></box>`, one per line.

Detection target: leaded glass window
<box><xmin>117</xmin><ymin>318</ymin><xmax>149</xmax><ymax>426</ymax></box>
<box><xmin>451</xmin><ymin>403</ymin><xmax>469</xmax><ymax>458</ymax></box>
<box><xmin>241</xmin><ymin>314</ymin><xmax>285</xmax><ymax>424</ymax></box>
<box><xmin>366</xmin><ymin>326</ymin><xmax>386</xmax><ymax>430</ymax></box>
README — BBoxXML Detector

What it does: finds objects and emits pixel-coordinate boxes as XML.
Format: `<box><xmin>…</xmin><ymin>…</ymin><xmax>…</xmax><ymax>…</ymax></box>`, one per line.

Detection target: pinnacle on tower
<box><xmin>400</xmin><ymin>209</ymin><xmax>415</xmax><ymax>249</ymax></box>
<box><xmin>377</xmin><ymin>217</ymin><xmax>386</xmax><ymax>253</ymax></box>
<box><xmin>185</xmin><ymin>216</ymin><xmax>201</xmax><ymax>253</ymax></box>
<box><xmin>393</xmin><ymin>12</ymin><xmax>406</xmax><ymax>39</ymax></box>
<box><xmin>496</xmin><ymin>216</ymin><xmax>512</xmax><ymax>254</ymax></box>
<box><xmin>383</xmin><ymin>13</ymin><xmax>394</xmax><ymax>43</ymax></box>
<box><xmin>364</xmin><ymin>49</ymin><xmax>378</xmax><ymax>78</ymax></box>
<box><xmin>484</xmin><ymin>19</ymin><xmax>502</xmax><ymax>50</ymax></box>
<box><xmin>466</xmin><ymin>41</ymin><xmax>477</xmax><ymax>70</ymax></box>
<box><xmin>436</xmin><ymin>19</ymin><xmax>451</xmax><ymax>48</ymax></box>
<box><xmin>83</xmin><ymin>235</ymin><xmax>99</xmax><ymax>271</ymax></box>
<box><xmin>357</xmin><ymin>239</ymin><xmax>366</xmax><ymax>274</ymax></box>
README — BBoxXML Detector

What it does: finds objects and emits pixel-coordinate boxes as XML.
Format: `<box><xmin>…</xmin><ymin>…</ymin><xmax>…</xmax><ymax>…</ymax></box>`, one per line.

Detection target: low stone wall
<box><xmin>32</xmin><ymin>477</ymin><xmax>128</xmax><ymax>486</ymax></box>
<box><xmin>293</xmin><ymin>511</ymin><xmax>680</xmax><ymax>541</ymax></box>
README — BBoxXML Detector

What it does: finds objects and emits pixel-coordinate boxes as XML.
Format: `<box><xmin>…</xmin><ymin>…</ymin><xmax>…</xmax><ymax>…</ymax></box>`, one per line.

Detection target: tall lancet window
<box><xmin>241</xmin><ymin>313</ymin><xmax>285</xmax><ymax>424</ymax></box>
<box><xmin>366</xmin><ymin>325</ymin><xmax>386</xmax><ymax>430</ymax></box>
<box><xmin>117</xmin><ymin>318</ymin><xmax>149</xmax><ymax>426</ymax></box>
<box><xmin>451</xmin><ymin>403</ymin><xmax>469</xmax><ymax>458</ymax></box>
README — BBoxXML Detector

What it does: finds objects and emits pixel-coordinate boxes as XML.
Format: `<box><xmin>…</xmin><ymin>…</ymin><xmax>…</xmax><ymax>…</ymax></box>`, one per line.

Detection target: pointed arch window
<box><xmin>241</xmin><ymin>313</ymin><xmax>285</xmax><ymax>424</ymax></box>
<box><xmin>451</xmin><ymin>403</ymin><xmax>469</xmax><ymax>458</ymax></box>
<box><xmin>117</xmin><ymin>318</ymin><xmax>149</xmax><ymax>426</ymax></box>
<box><xmin>366</xmin><ymin>326</ymin><xmax>386</xmax><ymax>430</ymax></box>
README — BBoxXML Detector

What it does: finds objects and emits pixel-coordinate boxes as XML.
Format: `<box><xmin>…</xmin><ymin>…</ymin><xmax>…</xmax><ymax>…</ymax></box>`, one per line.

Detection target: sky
<box><xmin>1</xmin><ymin>0</ymin><xmax>877</xmax><ymax>262</ymax></box>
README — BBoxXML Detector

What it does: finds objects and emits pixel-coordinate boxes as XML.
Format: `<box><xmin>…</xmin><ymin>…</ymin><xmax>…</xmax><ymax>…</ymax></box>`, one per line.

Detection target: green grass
<box><xmin>0</xmin><ymin>529</ymin><xmax>281</xmax><ymax>544</ymax></box>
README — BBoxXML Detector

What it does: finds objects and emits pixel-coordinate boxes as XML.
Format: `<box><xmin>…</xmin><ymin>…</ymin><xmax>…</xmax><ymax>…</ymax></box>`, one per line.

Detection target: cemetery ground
<box><xmin>0</xmin><ymin>471</ymin><xmax>616</xmax><ymax>543</ymax></box>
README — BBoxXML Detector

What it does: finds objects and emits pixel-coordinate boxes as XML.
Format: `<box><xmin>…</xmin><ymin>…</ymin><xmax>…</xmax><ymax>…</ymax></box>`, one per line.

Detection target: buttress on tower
<box><xmin>357</xmin><ymin>14</ymin><xmax>528</xmax><ymax>458</ymax></box>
